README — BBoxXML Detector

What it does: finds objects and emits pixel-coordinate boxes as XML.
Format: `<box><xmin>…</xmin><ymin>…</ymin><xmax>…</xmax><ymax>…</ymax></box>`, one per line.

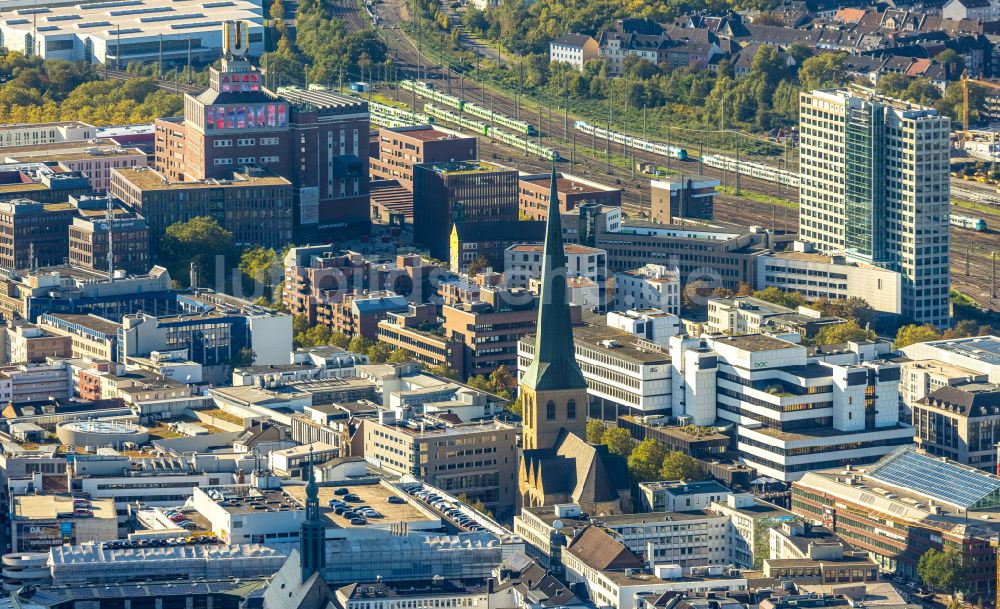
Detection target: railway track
<box><xmin>102</xmin><ymin>68</ymin><xmax>203</xmax><ymax>94</ymax></box>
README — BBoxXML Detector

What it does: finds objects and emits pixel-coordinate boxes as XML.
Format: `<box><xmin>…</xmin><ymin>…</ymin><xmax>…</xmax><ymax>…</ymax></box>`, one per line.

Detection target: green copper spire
<box><xmin>520</xmin><ymin>167</ymin><xmax>587</xmax><ymax>392</ymax></box>
<box><xmin>300</xmin><ymin>446</ymin><xmax>325</xmax><ymax>581</ymax></box>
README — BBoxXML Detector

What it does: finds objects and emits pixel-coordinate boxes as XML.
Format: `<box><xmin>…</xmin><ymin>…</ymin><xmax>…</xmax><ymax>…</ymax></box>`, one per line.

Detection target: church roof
<box><xmin>262</xmin><ymin>551</ymin><xmax>337</xmax><ymax>609</ymax></box>
<box><xmin>519</xmin><ymin>169</ymin><xmax>587</xmax><ymax>392</ymax></box>
<box><xmin>522</xmin><ymin>429</ymin><xmax>630</xmax><ymax>504</ymax></box>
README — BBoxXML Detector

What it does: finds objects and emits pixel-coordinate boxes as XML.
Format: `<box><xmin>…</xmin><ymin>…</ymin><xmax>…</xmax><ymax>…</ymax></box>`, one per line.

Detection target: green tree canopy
<box><xmin>894</xmin><ymin>324</ymin><xmax>943</xmax><ymax>349</ymax></box>
<box><xmin>586</xmin><ymin>419</ymin><xmax>608</xmax><ymax>444</ymax></box>
<box><xmin>917</xmin><ymin>549</ymin><xmax>966</xmax><ymax>595</ymax></box>
<box><xmin>812</xmin><ymin>320</ymin><xmax>875</xmax><ymax>346</ymax></box>
<box><xmin>660</xmin><ymin>451</ymin><xmax>706</xmax><ymax>481</ymax></box>
<box><xmin>601</xmin><ymin>427</ymin><xmax>634</xmax><ymax>457</ymax></box>
<box><xmin>627</xmin><ymin>438</ymin><xmax>668</xmax><ymax>482</ymax></box>
<box><xmin>751</xmin><ymin>286</ymin><xmax>807</xmax><ymax>309</ymax></box>
<box><xmin>239</xmin><ymin>247</ymin><xmax>281</xmax><ymax>300</ymax></box>
<box><xmin>159</xmin><ymin>217</ymin><xmax>237</xmax><ymax>290</ymax></box>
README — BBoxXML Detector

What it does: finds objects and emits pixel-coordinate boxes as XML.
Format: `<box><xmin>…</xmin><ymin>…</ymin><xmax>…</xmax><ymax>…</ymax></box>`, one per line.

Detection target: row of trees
<box><xmin>262</xmin><ymin>0</ymin><xmax>388</xmax><ymax>88</ymax></box>
<box><xmin>0</xmin><ymin>52</ymin><xmax>182</xmax><ymax>125</ymax></box>
<box><xmin>586</xmin><ymin>420</ymin><xmax>706</xmax><ymax>482</ymax></box>
<box><xmin>456</xmin><ymin>2</ymin><xmax>973</xmax><ymax>136</ymax></box>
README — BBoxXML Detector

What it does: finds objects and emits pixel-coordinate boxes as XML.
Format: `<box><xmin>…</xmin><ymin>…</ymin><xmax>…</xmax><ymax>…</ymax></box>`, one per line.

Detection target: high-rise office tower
<box><xmin>798</xmin><ymin>89</ymin><xmax>950</xmax><ymax>327</ymax></box>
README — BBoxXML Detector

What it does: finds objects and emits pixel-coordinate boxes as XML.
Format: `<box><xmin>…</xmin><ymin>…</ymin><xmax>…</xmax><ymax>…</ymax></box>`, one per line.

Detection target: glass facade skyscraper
<box><xmin>799</xmin><ymin>89</ymin><xmax>950</xmax><ymax>327</ymax></box>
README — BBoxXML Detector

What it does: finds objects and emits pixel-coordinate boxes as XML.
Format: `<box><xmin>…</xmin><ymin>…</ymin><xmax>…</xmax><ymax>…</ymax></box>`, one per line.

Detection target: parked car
<box><xmin>350</xmin><ymin>517</ymin><xmax>367</xmax><ymax>525</ymax></box>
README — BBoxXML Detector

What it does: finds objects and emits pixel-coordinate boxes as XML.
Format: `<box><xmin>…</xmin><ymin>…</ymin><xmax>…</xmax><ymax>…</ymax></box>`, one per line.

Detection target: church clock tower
<box><xmin>519</xmin><ymin>169</ymin><xmax>589</xmax><ymax>451</ymax></box>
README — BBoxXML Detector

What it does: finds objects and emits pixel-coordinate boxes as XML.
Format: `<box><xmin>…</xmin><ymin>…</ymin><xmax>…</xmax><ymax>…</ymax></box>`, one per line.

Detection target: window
<box><xmin>546</xmin><ymin>400</ymin><xmax>556</xmax><ymax>421</ymax></box>
<box><xmin>567</xmin><ymin>399</ymin><xmax>576</xmax><ymax>420</ymax></box>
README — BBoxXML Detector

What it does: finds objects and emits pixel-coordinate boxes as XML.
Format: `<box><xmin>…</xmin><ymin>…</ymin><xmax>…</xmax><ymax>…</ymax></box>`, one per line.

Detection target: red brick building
<box><xmin>370</xmin><ymin>125</ymin><xmax>477</xmax><ymax>190</ymax></box>
<box><xmin>153</xmin><ymin>22</ymin><xmax>370</xmax><ymax>243</ymax></box>
<box><xmin>518</xmin><ymin>172</ymin><xmax>621</xmax><ymax>220</ymax></box>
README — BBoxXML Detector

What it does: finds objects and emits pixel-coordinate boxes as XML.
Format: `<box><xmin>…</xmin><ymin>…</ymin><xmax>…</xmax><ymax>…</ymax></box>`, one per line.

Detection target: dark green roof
<box><xmin>519</xmin><ymin>169</ymin><xmax>586</xmax><ymax>392</ymax></box>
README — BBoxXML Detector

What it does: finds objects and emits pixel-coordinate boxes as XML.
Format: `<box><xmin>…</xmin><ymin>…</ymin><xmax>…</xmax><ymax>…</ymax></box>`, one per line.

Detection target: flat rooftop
<box><xmin>418</xmin><ymin>160</ymin><xmax>510</xmax><ymax>175</ymax></box>
<box><xmin>0</xmin><ymin>0</ymin><xmax>264</xmax><ymax>42</ymax></box>
<box><xmin>507</xmin><ymin>243</ymin><xmax>603</xmax><ymax>255</ymax></box>
<box><xmin>749</xmin><ymin>423</ymin><xmax>913</xmax><ymax>443</ymax></box>
<box><xmin>640</xmin><ymin>479</ymin><xmax>732</xmax><ymax>495</ymax></box>
<box><xmin>519</xmin><ymin>173</ymin><xmax>616</xmax><ymax>194</ymax></box>
<box><xmin>201</xmin><ymin>486</ymin><xmax>302</xmax><ymax>515</ymax></box>
<box><xmin>13</xmin><ymin>494</ymin><xmax>116</xmax><ymax>520</ymax></box>
<box><xmin>712</xmin><ymin>334</ymin><xmax>799</xmax><ymax>352</ymax></box>
<box><xmin>524</xmin><ymin>505</ymin><xmax>722</xmax><ymax>532</ymax></box>
<box><xmin>914</xmin><ymin>336</ymin><xmax>1000</xmax><ymax>365</ymax></box>
<box><xmin>113</xmin><ymin>167</ymin><xmax>291</xmax><ymax>191</ymax></box>
<box><xmin>43</xmin><ymin>313</ymin><xmax>122</xmax><ymax>336</ymax></box>
<box><xmin>283</xmin><ymin>482</ymin><xmax>433</xmax><ymax>528</ymax></box>
<box><xmin>3</xmin><ymin>145</ymin><xmax>144</xmax><ymax>163</ymax></box>
<box><xmin>374</xmin><ymin>417</ymin><xmax>516</xmax><ymax>439</ymax></box>
<box><xmin>522</xmin><ymin>321</ymin><xmax>670</xmax><ymax>364</ymax></box>
<box><xmin>385</xmin><ymin>125</ymin><xmax>473</xmax><ymax>142</ymax></box>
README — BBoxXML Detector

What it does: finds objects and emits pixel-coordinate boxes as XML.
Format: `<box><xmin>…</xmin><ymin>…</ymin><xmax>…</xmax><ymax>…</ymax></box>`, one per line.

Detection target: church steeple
<box><xmin>299</xmin><ymin>447</ymin><xmax>325</xmax><ymax>582</ymax></box>
<box><xmin>519</xmin><ymin>167</ymin><xmax>588</xmax><ymax>451</ymax></box>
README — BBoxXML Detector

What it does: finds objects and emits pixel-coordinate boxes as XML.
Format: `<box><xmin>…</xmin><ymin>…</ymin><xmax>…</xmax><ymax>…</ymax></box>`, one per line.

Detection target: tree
<box><xmin>601</xmin><ymin>427</ymin><xmax>634</xmax><ymax>457</ymax></box>
<box><xmin>158</xmin><ymin>217</ymin><xmax>237</xmax><ymax>290</ymax></box>
<box><xmin>894</xmin><ymin>324</ymin><xmax>943</xmax><ymax>349</ymax></box>
<box><xmin>751</xmin><ymin>286</ymin><xmax>806</xmax><ymax>309</ymax></box>
<box><xmin>329</xmin><ymin>332</ymin><xmax>351</xmax><ymax>348</ymax></box>
<box><xmin>466</xmin><ymin>375</ymin><xmax>493</xmax><ymax>392</ymax></box>
<box><xmin>917</xmin><ymin>549</ymin><xmax>966</xmax><ymax>596</ymax></box>
<box><xmin>466</xmin><ymin>256</ymin><xmax>493</xmax><ymax>276</ymax></box>
<box><xmin>586</xmin><ymin>419</ymin><xmax>608</xmax><ymax>444</ymax></box>
<box><xmin>488</xmin><ymin>365</ymin><xmax>516</xmax><ymax>394</ymax></box>
<box><xmin>348</xmin><ymin>336</ymin><xmax>373</xmax><ymax>355</ymax></box>
<box><xmin>627</xmin><ymin>438</ymin><xmax>668</xmax><ymax>482</ymax></box>
<box><xmin>798</xmin><ymin>52</ymin><xmax>847</xmax><ymax>91</ymax></box>
<box><xmin>388</xmin><ymin>348</ymin><xmax>414</xmax><ymax>364</ymax></box>
<box><xmin>935</xmin><ymin>48</ymin><xmax>964</xmax><ymax>80</ymax></box>
<box><xmin>508</xmin><ymin>394</ymin><xmax>523</xmax><ymax>417</ymax></box>
<box><xmin>812</xmin><ymin>320</ymin><xmax>875</xmax><ymax>346</ymax></box>
<box><xmin>239</xmin><ymin>247</ymin><xmax>280</xmax><ymax>300</ymax></box>
<box><xmin>270</xmin><ymin>0</ymin><xmax>287</xmax><ymax>34</ymax></box>
<box><xmin>456</xmin><ymin>493</ymin><xmax>493</xmax><ymax>518</ymax></box>
<box><xmin>660</xmin><ymin>451</ymin><xmax>706</xmax><ymax>481</ymax></box>
<box><xmin>426</xmin><ymin>364</ymin><xmax>461</xmax><ymax>380</ymax></box>
<box><xmin>367</xmin><ymin>342</ymin><xmax>394</xmax><ymax>363</ymax></box>
<box><xmin>230</xmin><ymin>347</ymin><xmax>256</xmax><ymax>368</ymax></box>
<box><xmin>816</xmin><ymin>296</ymin><xmax>874</xmax><ymax>328</ymax></box>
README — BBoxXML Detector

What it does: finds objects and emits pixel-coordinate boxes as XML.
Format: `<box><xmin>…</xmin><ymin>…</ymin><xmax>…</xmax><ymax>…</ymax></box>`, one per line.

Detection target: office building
<box><xmin>639</xmin><ymin>479</ymin><xmax>733</xmax><ymax>513</ymax></box>
<box><xmin>450</xmin><ymin>220</ymin><xmax>546</xmax><ymax>274</ymax></box>
<box><xmin>792</xmin><ymin>447</ymin><xmax>1000</xmax><ymax>598</ymax></box>
<box><xmin>799</xmin><ymin>89</ymin><xmax>950</xmax><ymax>327</ymax></box>
<box><xmin>756</xmin><ymin>242</ymin><xmax>903</xmax><ymax>315</ymax></box>
<box><xmin>0</xmin><ymin>166</ymin><xmax>91</xmax><ymax>204</ymax></box>
<box><xmin>670</xmin><ymin>334</ymin><xmax>913</xmax><ymax>482</ymax></box>
<box><xmin>442</xmin><ymin>289</ymin><xmax>541</xmax><ymax>379</ymax></box>
<box><xmin>912</xmin><ymin>382</ymin><xmax>1000</xmax><ymax>472</ymax></box>
<box><xmin>710</xmin><ymin>493</ymin><xmax>796</xmax><ymax>569</ymax></box>
<box><xmin>67</xmin><ymin>208</ymin><xmax>149</xmax><ymax>275</ymax></box>
<box><xmin>505</xmin><ymin>243</ymin><xmax>608</xmax><ymax>311</ymax></box>
<box><xmin>2</xmin><ymin>321</ymin><xmax>71</xmax><ymax>364</ymax></box>
<box><xmin>705</xmin><ymin>296</ymin><xmax>845</xmax><ymax>339</ymax></box>
<box><xmin>517</xmin><ymin>172</ymin><xmax>621</xmax><ymax>221</ymax></box>
<box><xmin>281</xmin><ymin>246</ymin><xmax>443</xmax><ymax>323</ymax></box>
<box><xmin>0</xmin><ymin>0</ymin><xmax>264</xmax><ymax>65</ymax></box>
<box><xmin>413</xmin><ymin>161</ymin><xmax>519</xmax><ymax>261</ymax></box>
<box><xmin>0</xmin><ymin>142</ymin><xmax>147</xmax><ymax>192</ymax></box>
<box><xmin>110</xmin><ymin>167</ymin><xmax>293</xmax><ymax>251</ymax></box>
<box><xmin>361</xmin><ymin>414</ymin><xmax>519</xmax><ymax>519</ymax></box>
<box><xmin>565</xmin><ymin>205</ymin><xmax>772</xmax><ymax>289</ymax></box>
<box><xmin>898</xmin><ymin>358</ymin><xmax>986</xmax><ymax>424</ymax></box>
<box><xmin>614</xmin><ymin>264</ymin><xmax>681</xmax><ymax>314</ymax></box>
<box><xmin>377</xmin><ymin>304</ymin><xmax>466</xmax><ymax>373</ymax></box>
<box><xmin>0</xmin><ymin>122</ymin><xmax>96</xmax><ymax>149</ymax></box>
<box><xmin>0</xmin><ymin>199</ymin><xmax>78</xmax><ymax>270</ymax></box>
<box><xmin>899</xmin><ymin>335</ymin><xmax>1000</xmax><ymax>383</ymax></box>
<box><xmin>153</xmin><ymin>22</ymin><xmax>370</xmax><ymax>242</ymax></box>
<box><xmin>519</xmin><ymin>321</ymin><xmax>671</xmax><ymax>418</ymax></box>
<box><xmin>515</xmin><ymin>503</ymin><xmax>730</xmax><ymax>573</ymax></box>
<box><xmin>370</xmin><ymin>125</ymin><xmax>476</xmax><ymax>189</ymax></box>
<box><xmin>650</xmin><ymin>178</ymin><xmax>719</xmax><ymax>222</ymax></box>
<box><xmin>10</xmin><ymin>494</ymin><xmax>117</xmax><ymax>553</ymax></box>
<box><xmin>561</xmin><ymin>526</ymin><xmax>748</xmax><ymax>609</ymax></box>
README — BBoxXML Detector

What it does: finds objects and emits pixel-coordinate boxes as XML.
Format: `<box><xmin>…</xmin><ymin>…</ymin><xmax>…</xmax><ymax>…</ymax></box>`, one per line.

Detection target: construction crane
<box><xmin>962</xmin><ymin>74</ymin><xmax>1000</xmax><ymax>136</ymax></box>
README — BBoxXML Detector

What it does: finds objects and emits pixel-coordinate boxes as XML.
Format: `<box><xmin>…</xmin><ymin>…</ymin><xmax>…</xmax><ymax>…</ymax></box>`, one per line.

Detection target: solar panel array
<box><xmin>867</xmin><ymin>447</ymin><xmax>1000</xmax><ymax>510</ymax></box>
